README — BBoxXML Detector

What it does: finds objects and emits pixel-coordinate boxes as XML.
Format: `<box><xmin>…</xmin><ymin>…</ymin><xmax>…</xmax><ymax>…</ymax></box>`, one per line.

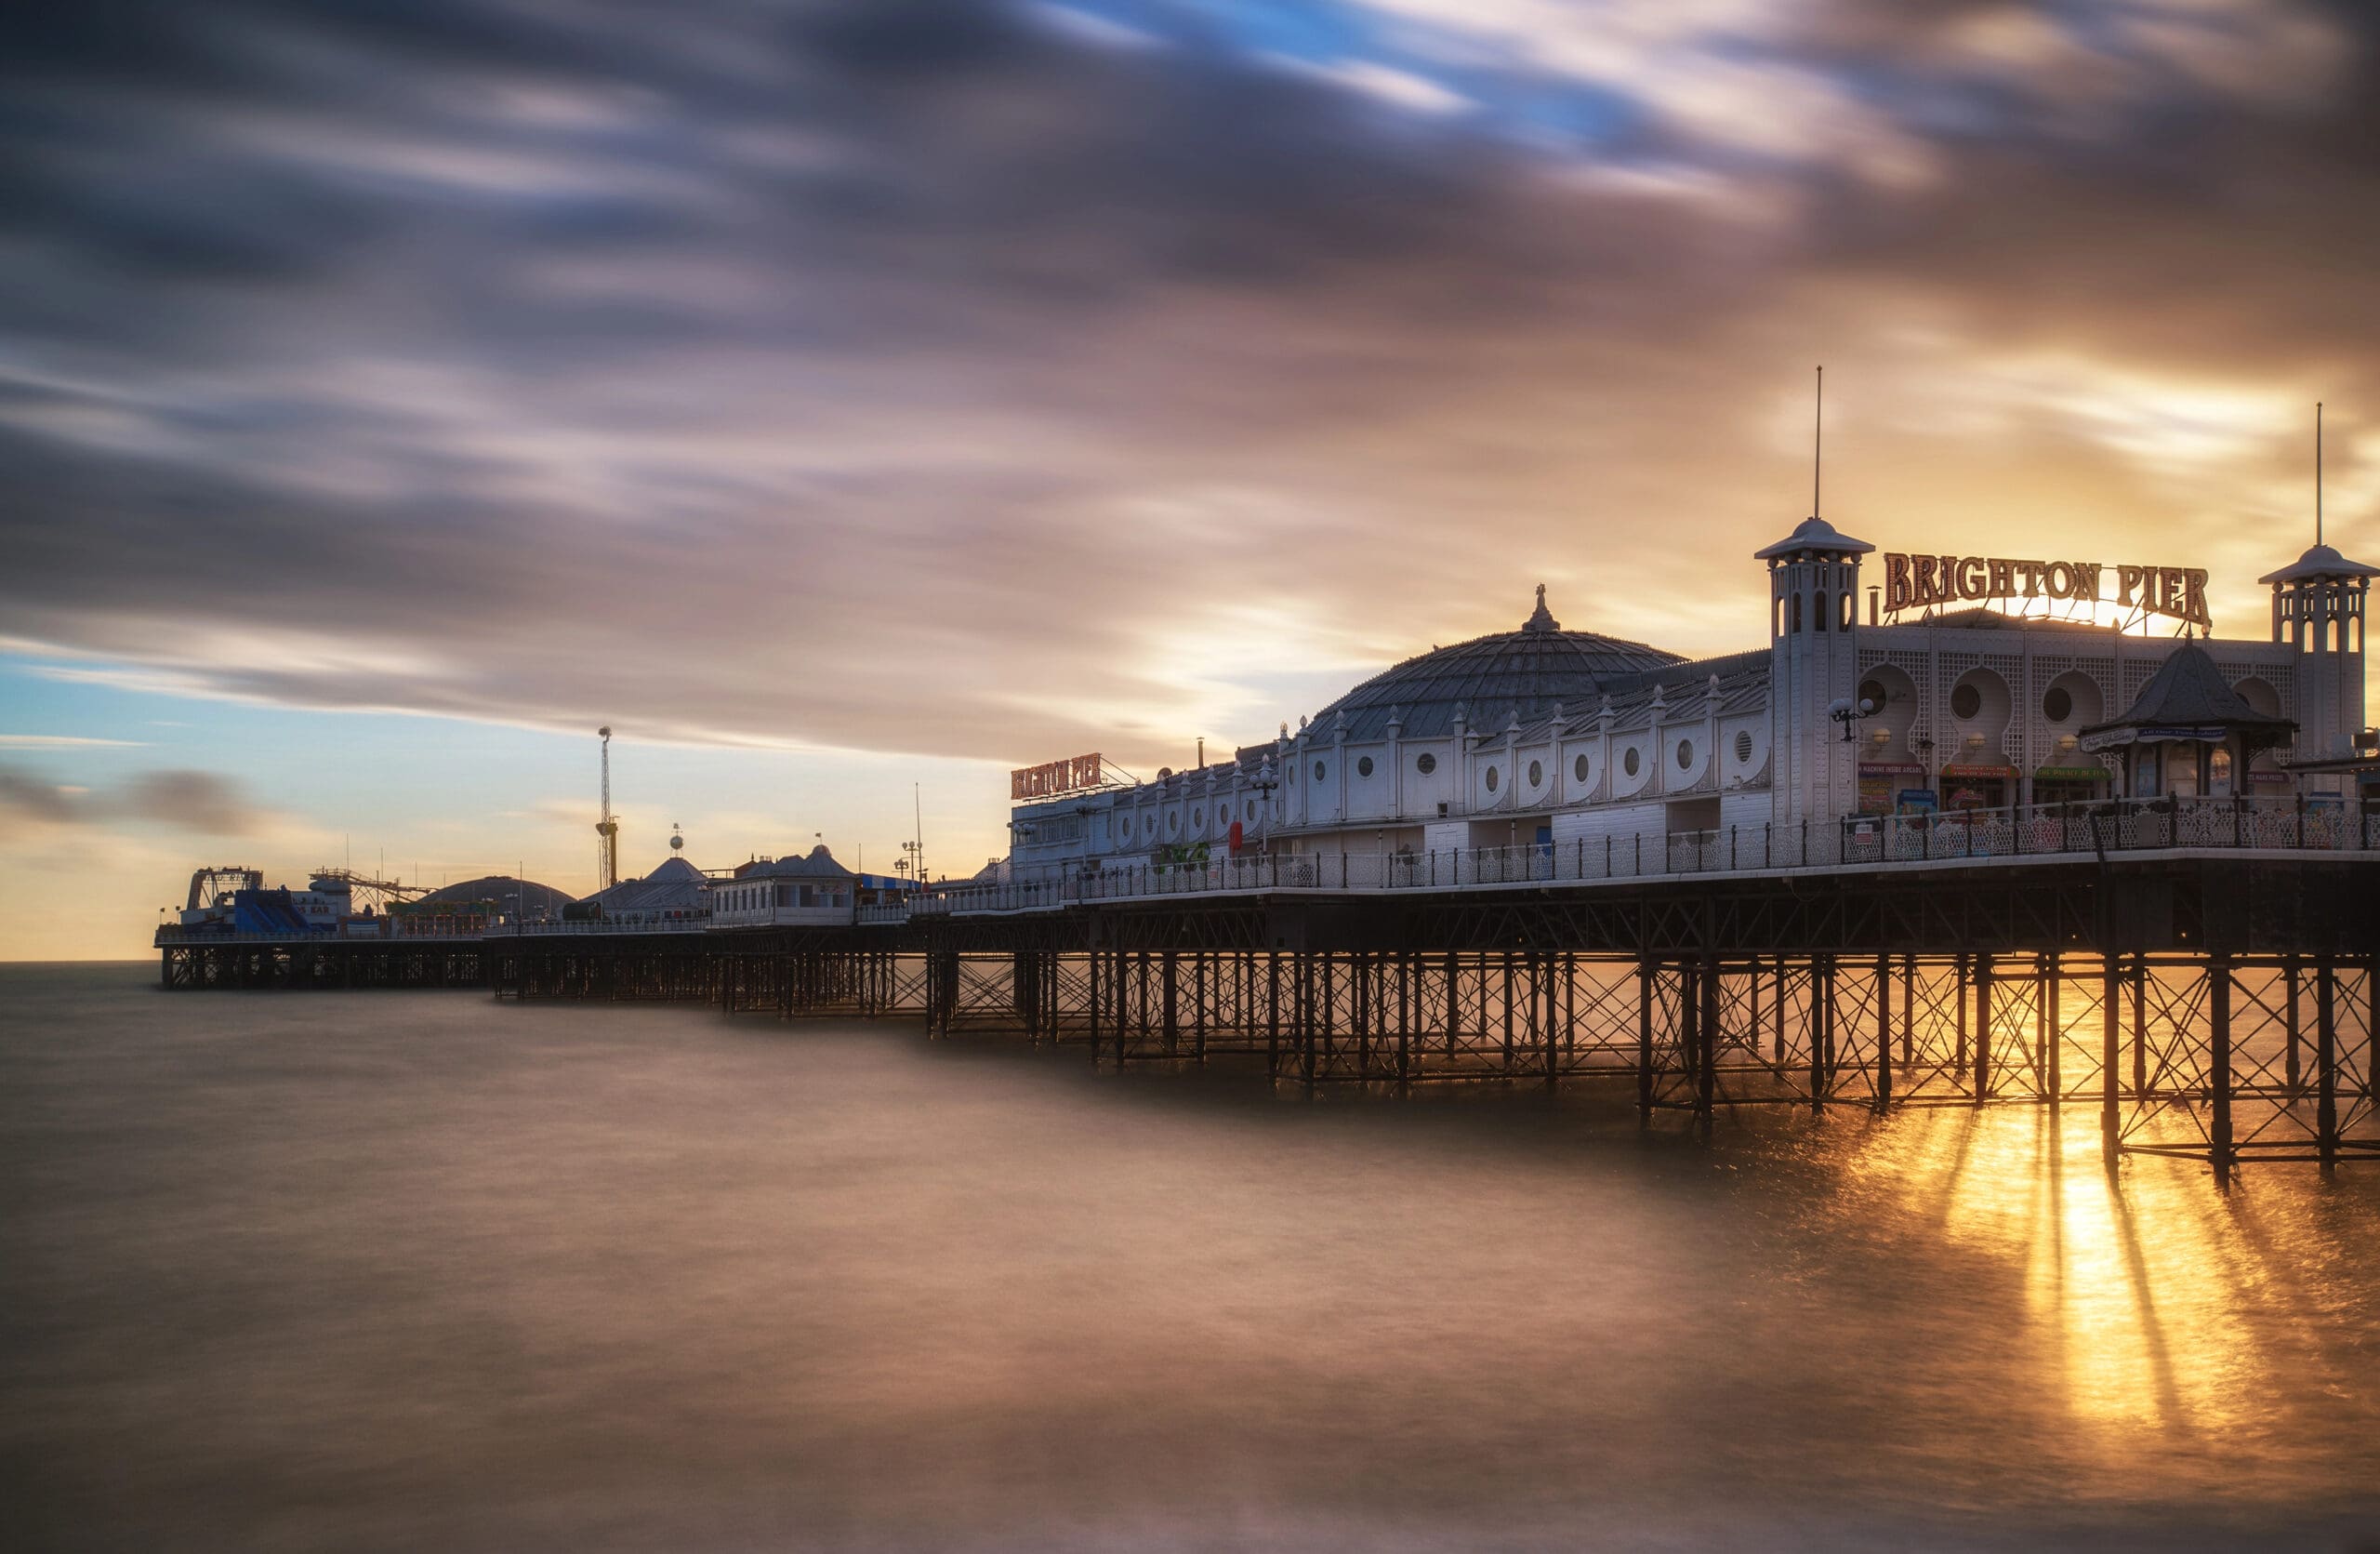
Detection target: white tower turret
<box><xmin>2262</xmin><ymin>405</ymin><xmax>2374</xmax><ymax>790</ymax></box>
<box><xmin>2261</xmin><ymin>544</ymin><xmax>2373</xmax><ymax>774</ymax></box>
<box><xmin>1759</xmin><ymin>516</ymin><xmax>1873</xmax><ymax>827</ymax></box>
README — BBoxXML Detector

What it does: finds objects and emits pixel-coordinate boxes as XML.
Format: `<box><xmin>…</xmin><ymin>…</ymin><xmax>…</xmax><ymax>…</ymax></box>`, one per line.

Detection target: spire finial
<box><xmin>1524</xmin><ymin>583</ymin><xmax>1559</xmax><ymax>632</ymax></box>
<box><xmin>1813</xmin><ymin>365</ymin><xmax>1824</xmax><ymax>521</ymax></box>
<box><xmin>2317</xmin><ymin>401</ymin><xmax>2324</xmax><ymax>548</ymax></box>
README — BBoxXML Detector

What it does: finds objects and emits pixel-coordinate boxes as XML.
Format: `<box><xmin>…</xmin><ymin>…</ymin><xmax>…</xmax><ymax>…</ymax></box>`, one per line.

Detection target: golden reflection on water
<box><xmin>1844</xmin><ymin>1099</ymin><xmax>2358</xmax><ymax>1482</ymax></box>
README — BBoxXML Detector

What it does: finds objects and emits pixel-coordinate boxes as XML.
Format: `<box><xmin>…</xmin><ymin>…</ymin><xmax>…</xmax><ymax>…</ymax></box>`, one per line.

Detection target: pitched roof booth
<box><xmin>2080</xmin><ymin>641</ymin><xmax>2299</xmax><ymax>801</ymax></box>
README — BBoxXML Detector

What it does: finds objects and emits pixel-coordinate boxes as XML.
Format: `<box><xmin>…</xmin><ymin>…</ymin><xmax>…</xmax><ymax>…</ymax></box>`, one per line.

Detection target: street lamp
<box><xmin>1250</xmin><ymin>759</ymin><xmax>1281</xmax><ymax>856</ymax></box>
<box><xmin>1827</xmin><ymin>695</ymin><xmax>1876</xmax><ymax>744</ymax></box>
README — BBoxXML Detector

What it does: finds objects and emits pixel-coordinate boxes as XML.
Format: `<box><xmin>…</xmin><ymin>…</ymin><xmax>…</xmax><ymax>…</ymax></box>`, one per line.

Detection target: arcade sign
<box><xmin>1011</xmin><ymin>752</ymin><xmax>1108</xmax><ymax>802</ymax></box>
<box><xmin>1882</xmin><ymin>553</ymin><xmax>2210</xmax><ymax>629</ymax></box>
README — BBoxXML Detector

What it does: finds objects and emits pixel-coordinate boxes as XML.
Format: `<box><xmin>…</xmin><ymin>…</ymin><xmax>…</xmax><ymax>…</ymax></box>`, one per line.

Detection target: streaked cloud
<box><xmin>0</xmin><ymin>0</ymin><xmax>2372</xmax><ymax>784</ymax></box>
<box><xmin>0</xmin><ymin>735</ymin><xmax>149</xmax><ymax>749</ymax></box>
<box><xmin>0</xmin><ymin>765</ymin><xmax>266</xmax><ymax>835</ymax></box>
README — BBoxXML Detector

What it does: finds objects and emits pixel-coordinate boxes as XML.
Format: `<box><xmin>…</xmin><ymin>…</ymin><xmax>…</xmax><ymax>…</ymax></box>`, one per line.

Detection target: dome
<box><xmin>1753</xmin><ymin>515</ymin><xmax>1873</xmax><ymax>561</ymax></box>
<box><xmin>1301</xmin><ymin>587</ymin><xmax>1683</xmax><ymax>742</ymax></box>
<box><xmin>2259</xmin><ymin>542</ymin><xmax>2379</xmax><ymax>584</ymax></box>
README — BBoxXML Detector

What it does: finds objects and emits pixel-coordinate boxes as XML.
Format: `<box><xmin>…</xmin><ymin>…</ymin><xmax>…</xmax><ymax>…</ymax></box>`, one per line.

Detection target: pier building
<box><xmin>1000</xmin><ymin>525</ymin><xmax>2373</xmax><ymax>884</ymax></box>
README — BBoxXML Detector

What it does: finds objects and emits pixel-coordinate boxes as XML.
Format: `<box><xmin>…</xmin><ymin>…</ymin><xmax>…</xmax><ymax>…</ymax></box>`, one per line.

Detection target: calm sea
<box><xmin>4</xmin><ymin>963</ymin><xmax>2376</xmax><ymax>1552</ymax></box>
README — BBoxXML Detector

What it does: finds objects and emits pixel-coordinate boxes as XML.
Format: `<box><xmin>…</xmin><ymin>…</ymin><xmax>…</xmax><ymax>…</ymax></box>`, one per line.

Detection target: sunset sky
<box><xmin>3</xmin><ymin>0</ymin><xmax>2375</xmax><ymax>958</ymax></box>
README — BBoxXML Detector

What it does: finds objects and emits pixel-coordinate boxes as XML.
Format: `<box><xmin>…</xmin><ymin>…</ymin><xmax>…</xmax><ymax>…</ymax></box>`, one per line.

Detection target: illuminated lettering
<box><xmin>1884</xmin><ymin>552</ymin><xmax>1912</xmax><ymax>614</ymax></box>
<box><xmin>1873</xmin><ymin>554</ymin><xmax>2199</xmax><ymax>626</ymax></box>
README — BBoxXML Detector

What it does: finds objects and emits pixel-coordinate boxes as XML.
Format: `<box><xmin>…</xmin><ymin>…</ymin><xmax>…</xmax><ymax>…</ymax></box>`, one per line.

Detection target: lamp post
<box><xmin>1827</xmin><ymin>695</ymin><xmax>1875</xmax><ymax>744</ymax></box>
<box><xmin>1251</xmin><ymin>760</ymin><xmax>1280</xmax><ymax>857</ymax></box>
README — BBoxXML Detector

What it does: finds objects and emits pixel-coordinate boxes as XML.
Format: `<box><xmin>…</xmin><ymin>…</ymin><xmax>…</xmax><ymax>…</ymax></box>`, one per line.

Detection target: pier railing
<box><xmin>919</xmin><ymin>794</ymin><xmax>2378</xmax><ymax>915</ymax></box>
<box><xmin>492</xmin><ymin>916</ymin><xmax>709</xmax><ymax>936</ymax></box>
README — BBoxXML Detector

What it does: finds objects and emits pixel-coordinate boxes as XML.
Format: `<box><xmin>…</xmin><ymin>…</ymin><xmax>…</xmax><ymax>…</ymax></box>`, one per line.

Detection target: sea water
<box><xmin>4</xmin><ymin>963</ymin><xmax>2376</xmax><ymax>1551</ymax></box>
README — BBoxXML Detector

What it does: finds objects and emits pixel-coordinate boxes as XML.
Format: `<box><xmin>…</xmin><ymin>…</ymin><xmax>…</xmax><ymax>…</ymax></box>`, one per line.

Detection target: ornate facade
<box><xmin>1000</xmin><ymin>521</ymin><xmax>2373</xmax><ymax>882</ymax></box>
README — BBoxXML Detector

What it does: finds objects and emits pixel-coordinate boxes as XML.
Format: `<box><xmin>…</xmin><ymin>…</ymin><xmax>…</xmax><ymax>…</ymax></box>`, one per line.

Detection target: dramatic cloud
<box><xmin>1</xmin><ymin>0</ymin><xmax>2373</xmax><ymax>770</ymax></box>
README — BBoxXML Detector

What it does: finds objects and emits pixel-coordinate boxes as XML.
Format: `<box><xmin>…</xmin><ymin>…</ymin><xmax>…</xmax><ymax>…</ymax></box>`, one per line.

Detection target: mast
<box><xmin>596</xmin><ymin>726</ymin><xmax>619</xmax><ymax>892</ymax></box>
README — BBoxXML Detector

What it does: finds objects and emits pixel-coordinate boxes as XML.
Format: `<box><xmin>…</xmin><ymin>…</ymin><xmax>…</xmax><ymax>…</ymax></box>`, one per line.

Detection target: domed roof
<box><xmin>1753</xmin><ymin>515</ymin><xmax>1873</xmax><ymax>561</ymax></box>
<box><xmin>1302</xmin><ymin>587</ymin><xmax>1683</xmax><ymax>742</ymax></box>
<box><xmin>2259</xmin><ymin>542</ymin><xmax>2378</xmax><ymax>584</ymax></box>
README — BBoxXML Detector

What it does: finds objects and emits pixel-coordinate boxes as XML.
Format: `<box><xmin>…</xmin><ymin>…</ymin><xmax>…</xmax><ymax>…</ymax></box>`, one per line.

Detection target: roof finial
<box><xmin>2316</xmin><ymin>400</ymin><xmax>2323</xmax><ymax>548</ymax></box>
<box><xmin>1524</xmin><ymin>583</ymin><xmax>1559</xmax><ymax>632</ymax></box>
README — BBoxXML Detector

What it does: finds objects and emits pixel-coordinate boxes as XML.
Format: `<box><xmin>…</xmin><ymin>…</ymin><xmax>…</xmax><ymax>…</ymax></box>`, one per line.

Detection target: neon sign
<box><xmin>1011</xmin><ymin>753</ymin><xmax>1109</xmax><ymax>802</ymax></box>
<box><xmin>1881</xmin><ymin>553</ymin><xmax>2210</xmax><ymax>628</ymax></box>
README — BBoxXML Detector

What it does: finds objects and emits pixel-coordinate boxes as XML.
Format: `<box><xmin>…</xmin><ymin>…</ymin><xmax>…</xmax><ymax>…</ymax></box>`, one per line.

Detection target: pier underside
<box><xmin>159</xmin><ymin>857</ymin><xmax>2380</xmax><ymax>1176</ymax></box>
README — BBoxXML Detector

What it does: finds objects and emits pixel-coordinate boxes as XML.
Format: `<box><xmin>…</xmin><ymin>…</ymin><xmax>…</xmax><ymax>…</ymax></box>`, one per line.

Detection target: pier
<box><xmin>158</xmin><ymin>808</ymin><xmax>2380</xmax><ymax>1181</ymax></box>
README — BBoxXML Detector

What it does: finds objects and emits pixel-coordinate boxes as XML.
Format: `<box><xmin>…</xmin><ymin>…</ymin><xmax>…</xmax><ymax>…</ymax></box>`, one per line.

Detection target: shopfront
<box><xmin>1937</xmin><ymin>763</ymin><xmax>2014</xmax><ymax>811</ymax></box>
<box><xmin>2032</xmin><ymin>764</ymin><xmax>2110</xmax><ymax>807</ymax></box>
<box><xmin>1858</xmin><ymin>762</ymin><xmax>1926</xmax><ymax>815</ymax></box>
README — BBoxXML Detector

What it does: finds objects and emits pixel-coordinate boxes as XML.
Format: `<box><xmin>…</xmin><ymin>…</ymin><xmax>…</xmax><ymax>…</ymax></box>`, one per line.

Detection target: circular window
<box><xmin>1357</xmin><ymin>756</ymin><xmax>1374</xmax><ymax>777</ymax></box>
<box><xmin>2043</xmin><ymin>685</ymin><xmax>2073</xmax><ymax>723</ymax></box>
<box><xmin>1676</xmin><ymin>739</ymin><xmax>1694</xmax><ymax>770</ymax></box>
<box><xmin>1313</xmin><ymin>761</ymin><xmax>1326</xmax><ymax>781</ymax></box>
<box><xmin>1573</xmin><ymin>753</ymin><xmax>1589</xmax><ymax>782</ymax></box>
<box><xmin>1735</xmin><ymin>731</ymin><xmax>1753</xmax><ymax>764</ymax></box>
<box><xmin>1415</xmin><ymin>752</ymin><xmax>1436</xmax><ymax>775</ymax></box>
<box><xmin>1245</xmin><ymin>801</ymin><xmax>1256</xmax><ymax>820</ymax></box>
<box><xmin>1858</xmin><ymin>678</ymin><xmax>1886</xmax><ymax>713</ymax></box>
<box><xmin>1527</xmin><ymin>760</ymin><xmax>1543</xmax><ymax>787</ymax></box>
<box><xmin>1485</xmin><ymin>766</ymin><xmax>1500</xmax><ymax>792</ymax></box>
<box><xmin>1623</xmin><ymin>748</ymin><xmax>1641</xmax><ymax>777</ymax></box>
<box><xmin>1951</xmin><ymin>682</ymin><xmax>1983</xmax><ymax>721</ymax></box>
<box><xmin>1168</xmin><ymin>813</ymin><xmax>1178</xmax><ymax>833</ymax></box>
<box><xmin>1193</xmin><ymin>808</ymin><xmax>1203</xmax><ymax>827</ymax></box>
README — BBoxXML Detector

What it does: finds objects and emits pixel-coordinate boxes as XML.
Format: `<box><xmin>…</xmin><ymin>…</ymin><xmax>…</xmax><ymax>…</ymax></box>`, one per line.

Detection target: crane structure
<box><xmin>596</xmin><ymin>725</ymin><xmax>620</xmax><ymax>893</ymax></box>
<box><xmin>305</xmin><ymin>868</ymin><xmax>433</xmax><ymax>912</ymax></box>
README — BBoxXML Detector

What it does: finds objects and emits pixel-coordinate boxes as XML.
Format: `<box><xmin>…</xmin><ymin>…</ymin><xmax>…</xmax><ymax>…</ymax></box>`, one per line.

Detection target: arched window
<box><xmin>1791</xmin><ymin>592</ymin><xmax>1803</xmax><ymax>633</ymax></box>
<box><xmin>1815</xmin><ymin>590</ymin><xmax>1830</xmax><ymax>632</ymax></box>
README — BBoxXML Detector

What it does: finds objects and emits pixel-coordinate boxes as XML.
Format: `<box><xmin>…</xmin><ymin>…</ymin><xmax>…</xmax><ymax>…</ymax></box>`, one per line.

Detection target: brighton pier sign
<box><xmin>1011</xmin><ymin>752</ymin><xmax>1109</xmax><ymax>802</ymax></box>
<box><xmin>1882</xmin><ymin>552</ymin><xmax>2211</xmax><ymax>628</ymax></box>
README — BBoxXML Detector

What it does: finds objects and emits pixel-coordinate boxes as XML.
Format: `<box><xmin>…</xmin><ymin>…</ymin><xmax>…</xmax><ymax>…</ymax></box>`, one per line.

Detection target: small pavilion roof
<box><xmin>2258</xmin><ymin>542</ymin><xmax>2379</xmax><ymax>584</ymax></box>
<box><xmin>1753</xmin><ymin>515</ymin><xmax>1873</xmax><ymax>561</ymax></box>
<box><xmin>2079</xmin><ymin>642</ymin><xmax>2295</xmax><ymax>750</ymax></box>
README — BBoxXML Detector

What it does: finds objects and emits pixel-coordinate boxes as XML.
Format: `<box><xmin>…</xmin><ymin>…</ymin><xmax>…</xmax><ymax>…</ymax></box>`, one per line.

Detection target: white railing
<box><xmin>152</xmin><ymin>927</ymin><xmax>489</xmax><ymax>946</ymax></box>
<box><xmin>923</xmin><ymin>794</ymin><xmax>2375</xmax><ymax>915</ymax></box>
<box><xmin>490</xmin><ymin>915</ymin><xmax>710</xmax><ymax>936</ymax></box>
